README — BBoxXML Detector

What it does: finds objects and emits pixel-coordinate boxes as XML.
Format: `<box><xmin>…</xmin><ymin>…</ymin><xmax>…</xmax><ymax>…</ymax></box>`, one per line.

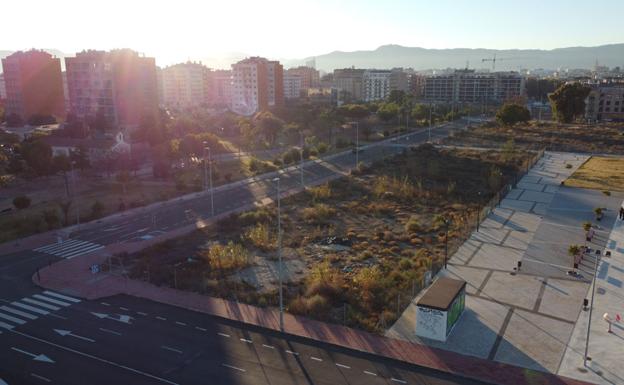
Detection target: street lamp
<box><xmin>300</xmin><ymin>130</ymin><xmax>304</xmax><ymax>188</ymax></box>
<box><xmin>584</xmin><ymin>248</ymin><xmax>602</xmax><ymax>366</ymax></box>
<box><xmin>443</xmin><ymin>217</ymin><xmax>451</xmax><ymax>269</ymax></box>
<box><xmin>273</xmin><ymin>177</ymin><xmax>284</xmax><ymax>332</ymax></box>
<box><xmin>203</xmin><ymin>144</ymin><xmax>214</xmax><ymax>217</ymax></box>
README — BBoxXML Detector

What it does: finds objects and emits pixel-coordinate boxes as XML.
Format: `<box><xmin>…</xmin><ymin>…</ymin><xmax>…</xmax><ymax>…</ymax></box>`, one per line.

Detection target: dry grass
<box><xmin>565</xmin><ymin>157</ymin><xmax>624</xmax><ymax>192</ymax></box>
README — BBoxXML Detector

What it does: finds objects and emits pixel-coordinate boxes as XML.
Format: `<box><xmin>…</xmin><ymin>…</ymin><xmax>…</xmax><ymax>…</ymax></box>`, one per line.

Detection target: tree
<box><xmin>548</xmin><ymin>83</ymin><xmax>591</xmax><ymax>123</ymax></box>
<box><xmin>42</xmin><ymin>209</ymin><xmax>60</xmax><ymax>229</ymax></box>
<box><xmin>27</xmin><ymin>114</ymin><xmax>56</xmax><ymax>126</ymax></box>
<box><xmin>338</xmin><ymin>104</ymin><xmax>369</xmax><ymax>120</ymax></box>
<box><xmin>59</xmin><ymin>201</ymin><xmax>72</xmax><ymax>226</ymax></box>
<box><xmin>526</xmin><ymin>78</ymin><xmax>562</xmax><ymax>101</ymax></box>
<box><xmin>255</xmin><ymin>111</ymin><xmax>283</xmax><ymax>145</ymax></box>
<box><xmin>411</xmin><ymin>104</ymin><xmax>429</xmax><ymax>121</ymax></box>
<box><xmin>13</xmin><ymin>195</ymin><xmax>31</xmax><ymax>211</ymax></box>
<box><xmin>116</xmin><ymin>171</ymin><xmax>131</xmax><ymax>194</ymax></box>
<box><xmin>70</xmin><ymin>146</ymin><xmax>90</xmax><ymax>170</ymax></box>
<box><xmin>20</xmin><ymin>139</ymin><xmax>53</xmax><ymax>176</ymax></box>
<box><xmin>387</xmin><ymin>90</ymin><xmax>407</xmax><ymax>105</ymax></box>
<box><xmin>495</xmin><ymin>103</ymin><xmax>531</xmax><ymax>126</ymax></box>
<box><xmin>90</xmin><ymin>201</ymin><xmax>105</xmax><ymax>219</ymax></box>
<box><xmin>377</xmin><ymin>102</ymin><xmax>400</xmax><ymax>123</ymax></box>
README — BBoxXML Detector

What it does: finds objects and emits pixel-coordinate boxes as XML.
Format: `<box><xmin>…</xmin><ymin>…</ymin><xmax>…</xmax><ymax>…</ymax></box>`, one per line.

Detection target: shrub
<box><xmin>91</xmin><ymin>201</ymin><xmax>105</xmax><ymax>219</ymax></box>
<box><xmin>13</xmin><ymin>195</ymin><xmax>31</xmax><ymax>210</ymax></box>
<box><xmin>309</xmin><ymin>183</ymin><xmax>331</xmax><ymax>202</ymax></box>
<box><xmin>316</xmin><ymin>142</ymin><xmax>328</xmax><ymax>154</ymax></box>
<box><xmin>238</xmin><ymin>207</ymin><xmax>272</xmax><ymax>226</ymax></box>
<box><xmin>243</xmin><ymin>222</ymin><xmax>277</xmax><ymax>251</ymax></box>
<box><xmin>302</xmin><ymin>204</ymin><xmax>336</xmax><ymax>224</ymax></box>
<box><xmin>42</xmin><ymin>209</ymin><xmax>60</xmax><ymax>229</ymax></box>
<box><xmin>201</xmin><ymin>241</ymin><xmax>250</xmax><ymax>271</ymax></box>
<box><xmin>405</xmin><ymin>216</ymin><xmax>422</xmax><ymax>233</ymax></box>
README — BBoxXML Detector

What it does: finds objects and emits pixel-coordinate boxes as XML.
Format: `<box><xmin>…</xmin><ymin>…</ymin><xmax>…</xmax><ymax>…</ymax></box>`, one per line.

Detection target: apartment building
<box><xmin>285</xmin><ymin>66</ymin><xmax>320</xmax><ymax>89</ymax></box>
<box><xmin>231</xmin><ymin>57</ymin><xmax>283</xmax><ymax>115</ymax></box>
<box><xmin>422</xmin><ymin>70</ymin><xmax>525</xmax><ymax>103</ymax></box>
<box><xmin>0</xmin><ymin>74</ymin><xmax>6</xmax><ymax>99</ymax></box>
<box><xmin>361</xmin><ymin>68</ymin><xmax>409</xmax><ymax>102</ymax></box>
<box><xmin>65</xmin><ymin>49</ymin><xmax>158</xmax><ymax>130</ymax></box>
<box><xmin>283</xmin><ymin>73</ymin><xmax>303</xmax><ymax>99</ymax></box>
<box><xmin>585</xmin><ymin>82</ymin><xmax>624</xmax><ymax>122</ymax></box>
<box><xmin>1</xmin><ymin>50</ymin><xmax>65</xmax><ymax>122</ymax></box>
<box><xmin>162</xmin><ymin>62</ymin><xmax>211</xmax><ymax>109</ymax></box>
<box><xmin>212</xmin><ymin>70</ymin><xmax>232</xmax><ymax>108</ymax></box>
<box><xmin>333</xmin><ymin>68</ymin><xmax>365</xmax><ymax>102</ymax></box>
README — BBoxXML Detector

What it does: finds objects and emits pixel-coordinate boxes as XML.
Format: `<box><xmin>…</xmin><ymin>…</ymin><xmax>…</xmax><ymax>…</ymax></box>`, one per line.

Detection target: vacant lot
<box><xmin>565</xmin><ymin>156</ymin><xmax>624</xmax><ymax>192</ymax></box>
<box><xmin>445</xmin><ymin>121</ymin><xmax>624</xmax><ymax>153</ymax></box>
<box><xmin>121</xmin><ymin>144</ymin><xmax>533</xmax><ymax>333</ymax></box>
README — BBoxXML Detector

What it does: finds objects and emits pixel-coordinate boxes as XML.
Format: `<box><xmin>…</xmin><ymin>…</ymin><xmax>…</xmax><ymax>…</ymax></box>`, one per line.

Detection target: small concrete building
<box><xmin>415</xmin><ymin>277</ymin><xmax>466</xmax><ymax>342</ymax></box>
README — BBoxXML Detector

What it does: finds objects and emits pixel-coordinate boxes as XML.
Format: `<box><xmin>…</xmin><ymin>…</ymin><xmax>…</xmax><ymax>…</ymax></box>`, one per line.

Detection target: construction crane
<box><xmin>481</xmin><ymin>53</ymin><xmax>512</xmax><ymax>71</ymax></box>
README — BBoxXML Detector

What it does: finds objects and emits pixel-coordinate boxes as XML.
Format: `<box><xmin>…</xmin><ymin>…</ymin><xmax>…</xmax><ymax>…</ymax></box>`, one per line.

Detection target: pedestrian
<box><xmin>36</xmin><ymin>268</ymin><xmax>40</xmax><ymax>282</ymax></box>
<box><xmin>619</xmin><ymin>206</ymin><xmax>624</xmax><ymax>220</ymax></box>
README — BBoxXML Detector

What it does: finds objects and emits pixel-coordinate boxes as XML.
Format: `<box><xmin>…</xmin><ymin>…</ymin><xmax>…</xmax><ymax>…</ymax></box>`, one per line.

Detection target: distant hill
<box><xmin>287</xmin><ymin>44</ymin><xmax>624</xmax><ymax>72</ymax></box>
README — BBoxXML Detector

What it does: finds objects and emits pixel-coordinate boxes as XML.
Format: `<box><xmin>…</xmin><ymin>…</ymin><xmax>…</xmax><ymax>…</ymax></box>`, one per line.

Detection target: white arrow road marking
<box><xmin>221</xmin><ymin>364</ymin><xmax>246</xmax><ymax>372</ymax></box>
<box><xmin>91</xmin><ymin>312</ymin><xmax>133</xmax><ymax>324</ymax></box>
<box><xmin>53</xmin><ymin>329</ymin><xmax>95</xmax><ymax>343</ymax></box>
<box><xmin>30</xmin><ymin>373</ymin><xmax>51</xmax><ymax>382</ymax></box>
<box><xmin>11</xmin><ymin>347</ymin><xmax>54</xmax><ymax>363</ymax></box>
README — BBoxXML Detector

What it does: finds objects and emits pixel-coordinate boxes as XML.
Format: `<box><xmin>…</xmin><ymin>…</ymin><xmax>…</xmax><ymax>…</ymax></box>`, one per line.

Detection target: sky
<box><xmin>4</xmin><ymin>0</ymin><xmax>624</xmax><ymax>67</ymax></box>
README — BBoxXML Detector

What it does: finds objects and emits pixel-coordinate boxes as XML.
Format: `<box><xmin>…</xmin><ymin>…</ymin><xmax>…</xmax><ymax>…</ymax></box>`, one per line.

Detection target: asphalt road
<box><xmin>0</xmin><ymin>119</ymin><xmax>487</xmax><ymax>385</ymax></box>
<box><xmin>0</xmin><ymin>294</ymin><xmax>490</xmax><ymax>385</ymax></box>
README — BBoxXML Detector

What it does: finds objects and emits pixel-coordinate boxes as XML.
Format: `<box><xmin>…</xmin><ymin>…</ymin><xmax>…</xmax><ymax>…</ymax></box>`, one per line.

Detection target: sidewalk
<box><xmin>558</xmin><ymin>216</ymin><xmax>624</xmax><ymax>384</ymax></box>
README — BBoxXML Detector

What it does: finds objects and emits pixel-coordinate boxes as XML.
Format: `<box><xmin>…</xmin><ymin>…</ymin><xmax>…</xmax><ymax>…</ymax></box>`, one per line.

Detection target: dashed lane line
<box><xmin>161</xmin><ymin>346</ymin><xmax>183</xmax><ymax>354</ymax></box>
<box><xmin>156</xmin><ymin>316</ymin><xmax>167</xmax><ymax>321</ymax></box>
<box><xmin>391</xmin><ymin>378</ymin><xmax>407</xmax><ymax>384</ymax></box>
<box><xmin>239</xmin><ymin>338</ymin><xmax>252</xmax><ymax>344</ymax></box>
<box><xmin>335</xmin><ymin>363</ymin><xmax>351</xmax><ymax>369</ymax></box>
<box><xmin>195</xmin><ymin>326</ymin><xmax>207</xmax><ymax>332</ymax></box>
<box><xmin>175</xmin><ymin>321</ymin><xmax>186</xmax><ymax>326</ymax></box>
<box><xmin>99</xmin><ymin>328</ymin><xmax>122</xmax><ymax>336</ymax></box>
<box><xmin>262</xmin><ymin>344</ymin><xmax>275</xmax><ymax>350</ymax></box>
<box><xmin>30</xmin><ymin>373</ymin><xmax>51</xmax><ymax>383</ymax></box>
<box><xmin>222</xmin><ymin>364</ymin><xmax>246</xmax><ymax>373</ymax></box>
<box><xmin>310</xmin><ymin>356</ymin><xmax>322</xmax><ymax>362</ymax></box>
<box><xmin>364</xmin><ymin>370</ymin><xmax>377</xmax><ymax>376</ymax></box>
<box><xmin>217</xmin><ymin>332</ymin><xmax>230</xmax><ymax>338</ymax></box>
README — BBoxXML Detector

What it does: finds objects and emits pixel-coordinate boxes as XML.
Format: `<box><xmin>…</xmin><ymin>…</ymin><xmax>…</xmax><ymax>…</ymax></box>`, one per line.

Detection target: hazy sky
<box><xmin>4</xmin><ymin>0</ymin><xmax>623</xmax><ymax>67</ymax></box>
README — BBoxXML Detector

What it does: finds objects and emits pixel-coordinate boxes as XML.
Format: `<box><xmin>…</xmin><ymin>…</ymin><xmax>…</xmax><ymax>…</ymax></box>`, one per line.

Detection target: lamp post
<box><xmin>584</xmin><ymin>248</ymin><xmax>601</xmax><ymax>366</ymax></box>
<box><xmin>70</xmin><ymin>160</ymin><xmax>80</xmax><ymax>226</ymax></box>
<box><xmin>300</xmin><ymin>131</ymin><xmax>304</xmax><ymax>188</ymax></box>
<box><xmin>476</xmin><ymin>191</ymin><xmax>482</xmax><ymax>232</ymax></box>
<box><xmin>444</xmin><ymin>217</ymin><xmax>450</xmax><ymax>268</ymax></box>
<box><xmin>273</xmin><ymin>177</ymin><xmax>284</xmax><ymax>332</ymax></box>
<box><xmin>204</xmin><ymin>144</ymin><xmax>214</xmax><ymax>217</ymax></box>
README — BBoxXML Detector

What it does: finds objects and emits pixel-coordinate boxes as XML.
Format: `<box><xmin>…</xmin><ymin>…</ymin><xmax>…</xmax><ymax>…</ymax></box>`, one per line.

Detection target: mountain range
<box><xmin>2</xmin><ymin>44</ymin><xmax>623</xmax><ymax>73</ymax></box>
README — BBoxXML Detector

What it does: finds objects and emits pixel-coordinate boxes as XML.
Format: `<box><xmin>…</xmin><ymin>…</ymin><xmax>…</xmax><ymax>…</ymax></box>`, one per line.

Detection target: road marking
<box><xmin>0</xmin><ymin>312</ymin><xmax>26</xmax><ymax>325</ymax></box>
<box><xmin>285</xmin><ymin>350</ymin><xmax>299</xmax><ymax>355</ymax></box>
<box><xmin>239</xmin><ymin>338</ymin><xmax>252</xmax><ymax>343</ymax></box>
<box><xmin>119</xmin><ymin>307</ymin><xmax>130</xmax><ymax>311</ymax></box>
<box><xmin>217</xmin><ymin>332</ymin><xmax>230</xmax><ymax>338</ymax></box>
<box><xmin>0</xmin><ymin>306</ymin><xmax>38</xmax><ymax>320</ymax></box>
<box><xmin>310</xmin><ymin>356</ymin><xmax>322</xmax><ymax>362</ymax></box>
<box><xmin>49</xmin><ymin>314</ymin><xmax>68</xmax><ymax>320</ymax></box>
<box><xmin>156</xmin><ymin>316</ymin><xmax>167</xmax><ymax>321</ymax></box>
<box><xmin>42</xmin><ymin>291</ymin><xmax>81</xmax><ymax>303</ymax></box>
<box><xmin>221</xmin><ymin>364</ymin><xmax>246</xmax><ymax>372</ymax></box>
<box><xmin>22</xmin><ymin>298</ymin><xmax>60</xmax><ymax>311</ymax></box>
<box><xmin>335</xmin><ymin>363</ymin><xmax>350</xmax><ymax>369</ymax></box>
<box><xmin>99</xmin><ymin>328</ymin><xmax>122</xmax><ymax>336</ymax></box>
<box><xmin>391</xmin><ymin>378</ymin><xmax>407</xmax><ymax>384</ymax></box>
<box><xmin>53</xmin><ymin>329</ymin><xmax>95</xmax><ymax>343</ymax></box>
<box><xmin>11</xmin><ymin>347</ymin><xmax>54</xmax><ymax>363</ymax></box>
<box><xmin>30</xmin><ymin>373</ymin><xmax>51</xmax><ymax>382</ymax></box>
<box><xmin>11</xmin><ymin>329</ymin><xmax>179</xmax><ymax>384</ymax></box>
<box><xmin>262</xmin><ymin>344</ymin><xmax>275</xmax><ymax>349</ymax></box>
<box><xmin>161</xmin><ymin>346</ymin><xmax>183</xmax><ymax>354</ymax></box>
<box><xmin>195</xmin><ymin>326</ymin><xmax>207</xmax><ymax>332</ymax></box>
<box><xmin>364</xmin><ymin>370</ymin><xmax>377</xmax><ymax>376</ymax></box>
<box><xmin>0</xmin><ymin>321</ymin><xmax>14</xmax><ymax>330</ymax></box>
<box><xmin>11</xmin><ymin>302</ymin><xmax>48</xmax><ymax>315</ymax></box>
<box><xmin>136</xmin><ymin>311</ymin><xmax>148</xmax><ymax>316</ymax></box>
<box><xmin>33</xmin><ymin>294</ymin><xmax>71</xmax><ymax>307</ymax></box>
<box><xmin>175</xmin><ymin>321</ymin><xmax>186</xmax><ymax>326</ymax></box>
<box><xmin>100</xmin><ymin>302</ymin><xmax>111</xmax><ymax>306</ymax></box>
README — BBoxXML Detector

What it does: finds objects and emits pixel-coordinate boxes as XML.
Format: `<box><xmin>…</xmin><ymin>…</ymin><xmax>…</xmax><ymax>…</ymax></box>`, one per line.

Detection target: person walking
<box><xmin>619</xmin><ymin>206</ymin><xmax>624</xmax><ymax>220</ymax></box>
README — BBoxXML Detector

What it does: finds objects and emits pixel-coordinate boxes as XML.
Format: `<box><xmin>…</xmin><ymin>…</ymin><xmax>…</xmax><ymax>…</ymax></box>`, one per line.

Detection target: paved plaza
<box><xmin>388</xmin><ymin>152</ymin><xmax>624</xmax><ymax>384</ymax></box>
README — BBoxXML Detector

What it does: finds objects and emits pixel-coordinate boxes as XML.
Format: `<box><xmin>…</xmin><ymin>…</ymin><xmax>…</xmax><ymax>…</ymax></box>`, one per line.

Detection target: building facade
<box><xmin>161</xmin><ymin>62</ymin><xmax>211</xmax><ymax>109</ymax></box>
<box><xmin>212</xmin><ymin>70</ymin><xmax>232</xmax><ymax>108</ymax></box>
<box><xmin>333</xmin><ymin>68</ymin><xmax>365</xmax><ymax>102</ymax></box>
<box><xmin>422</xmin><ymin>70</ymin><xmax>525</xmax><ymax>104</ymax></box>
<box><xmin>65</xmin><ymin>49</ymin><xmax>158</xmax><ymax>130</ymax></box>
<box><xmin>363</xmin><ymin>70</ymin><xmax>391</xmax><ymax>102</ymax></box>
<box><xmin>286</xmin><ymin>66</ymin><xmax>320</xmax><ymax>89</ymax></box>
<box><xmin>0</xmin><ymin>73</ymin><xmax>6</xmax><ymax>99</ymax></box>
<box><xmin>283</xmin><ymin>73</ymin><xmax>303</xmax><ymax>99</ymax></box>
<box><xmin>231</xmin><ymin>57</ymin><xmax>283</xmax><ymax>115</ymax></box>
<box><xmin>1</xmin><ymin>50</ymin><xmax>65</xmax><ymax>122</ymax></box>
<box><xmin>585</xmin><ymin>82</ymin><xmax>624</xmax><ymax>122</ymax></box>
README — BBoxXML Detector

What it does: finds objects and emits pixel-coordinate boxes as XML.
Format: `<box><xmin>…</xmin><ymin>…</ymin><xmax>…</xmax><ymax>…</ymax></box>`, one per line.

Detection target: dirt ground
<box><xmin>564</xmin><ymin>156</ymin><xmax>624</xmax><ymax>192</ymax></box>
<box><xmin>122</xmin><ymin>144</ymin><xmax>533</xmax><ymax>333</ymax></box>
<box><xmin>445</xmin><ymin>121</ymin><xmax>624</xmax><ymax>153</ymax></box>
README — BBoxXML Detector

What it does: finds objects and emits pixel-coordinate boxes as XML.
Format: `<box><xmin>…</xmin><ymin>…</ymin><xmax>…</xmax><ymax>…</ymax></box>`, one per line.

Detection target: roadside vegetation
<box><xmin>564</xmin><ymin>157</ymin><xmax>624</xmax><ymax>192</ymax></box>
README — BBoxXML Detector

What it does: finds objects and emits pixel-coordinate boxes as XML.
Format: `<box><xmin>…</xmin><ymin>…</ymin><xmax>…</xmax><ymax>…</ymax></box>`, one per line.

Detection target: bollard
<box><xmin>517</xmin><ymin>261</ymin><xmax>522</xmax><ymax>271</ymax></box>
<box><xmin>583</xmin><ymin>298</ymin><xmax>589</xmax><ymax>311</ymax></box>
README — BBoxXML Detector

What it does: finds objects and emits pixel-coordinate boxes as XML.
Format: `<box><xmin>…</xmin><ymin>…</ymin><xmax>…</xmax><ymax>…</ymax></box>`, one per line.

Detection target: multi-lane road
<box><xmin>0</xmin><ymin>120</ymin><xmax>487</xmax><ymax>385</ymax></box>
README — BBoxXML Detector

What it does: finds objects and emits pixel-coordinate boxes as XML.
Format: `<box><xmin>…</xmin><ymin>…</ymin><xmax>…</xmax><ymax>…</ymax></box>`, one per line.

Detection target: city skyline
<box><xmin>3</xmin><ymin>0</ymin><xmax>624</xmax><ymax>67</ymax></box>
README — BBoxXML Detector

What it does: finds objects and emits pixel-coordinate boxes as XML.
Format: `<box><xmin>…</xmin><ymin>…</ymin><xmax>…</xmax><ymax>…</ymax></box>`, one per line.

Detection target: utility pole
<box><xmin>273</xmin><ymin>177</ymin><xmax>284</xmax><ymax>332</ymax></box>
<box><xmin>203</xmin><ymin>146</ymin><xmax>208</xmax><ymax>192</ymax></box>
<box><xmin>444</xmin><ymin>217</ymin><xmax>450</xmax><ymax>268</ymax></box>
<box><xmin>204</xmin><ymin>144</ymin><xmax>214</xmax><ymax>217</ymax></box>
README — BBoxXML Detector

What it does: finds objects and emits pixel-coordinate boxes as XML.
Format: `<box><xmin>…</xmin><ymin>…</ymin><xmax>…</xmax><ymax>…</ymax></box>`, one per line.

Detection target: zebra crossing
<box><xmin>0</xmin><ymin>291</ymin><xmax>81</xmax><ymax>332</ymax></box>
<box><xmin>34</xmin><ymin>239</ymin><xmax>104</xmax><ymax>259</ymax></box>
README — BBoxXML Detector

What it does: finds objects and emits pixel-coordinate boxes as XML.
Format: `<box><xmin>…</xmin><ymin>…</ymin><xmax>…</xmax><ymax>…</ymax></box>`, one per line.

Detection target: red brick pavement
<box><xmin>34</xmin><ymin>245</ymin><xmax>592</xmax><ymax>385</ymax></box>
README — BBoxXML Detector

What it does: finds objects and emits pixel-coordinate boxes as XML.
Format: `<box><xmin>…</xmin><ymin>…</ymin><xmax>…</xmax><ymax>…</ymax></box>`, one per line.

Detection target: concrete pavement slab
<box><xmin>469</xmin><ymin>243</ymin><xmax>523</xmax><ymax>271</ymax></box>
<box><xmin>519</xmin><ymin>190</ymin><xmax>554</xmax><ymax>204</ymax></box>
<box><xmin>538</xmin><ymin>278</ymin><xmax>587</xmax><ymax>321</ymax></box>
<box><xmin>506</xmin><ymin>188</ymin><xmax>524</xmax><ymax>200</ymax></box>
<box><xmin>480</xmin><ymin>272</ymin><xmax>544</xmax><ymax>310</ymax></box>
<box><xmin>503</xmin><ymin>230</ymin><xmax>535</xmax><ymax>250</ymax></box>
<box><xmin>532</xmin><ymin>203</ymin><xmax>549</xmax><ymax>215</ymax></box>
<box><xmin>451</xmin><ymin>239</ymin><xmax>483</xmax><ymax>265</ymax></box>
<box><xmin>501</xmin><ymin>198</ymin><xmax>535</xmax><ymax>213</ymax></box>
<box><xmin>518</xmin><ymin>182</ymin><xmax>546</xmax><ymax>192</ymax></box>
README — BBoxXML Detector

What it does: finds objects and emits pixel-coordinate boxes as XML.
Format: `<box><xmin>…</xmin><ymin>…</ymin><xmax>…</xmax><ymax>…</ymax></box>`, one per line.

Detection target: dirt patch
<box><xmin>565</xmin><ymin>157</ymin><xmax>624</xmax><ymax>192</ymax></box>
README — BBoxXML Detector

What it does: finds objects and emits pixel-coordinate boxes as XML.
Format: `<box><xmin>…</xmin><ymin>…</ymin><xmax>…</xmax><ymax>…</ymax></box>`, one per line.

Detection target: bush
<box><xmin>302</xmin><ymin>204</ymin><xmax>336</xmax><ymax>224</ymax></box>
<box><xmin>243</xmin><ymin>222</ymin><xmax>277</xmax><ymax>251</ymax></box>
<box><xmin>42</xmin><ymin>209</ymin><xmax>60</xmax><ymax>229</ymax></box>
<box><xmin>91</xmin><ymin>201</ymin><xmax>105</xmax><ymax>219</ymax></box>
<box><xmin>13</xmin><ymin>195</ymin><xmax>31</xmax><ymax>210</ymax></box>
<box><xmin>405</xmin><ymin>216</ymin><xmax>422</xmax><ymax>233</ymax></box>
<box><xmin>238</xmin><ymin>207</ymin><xmax>272</xmax><ymax>226</ymax></box>
<box><xmin>316</xmin><ymin>142</ymin><xmax>328</xmax><ymax>154</ymax></box>
<box><xmin>201</xmin><ymin>241</ymin><xmax>250</xmax><ymax>271</ymax></box>
<box><xmin>309</xmin><ymin>183</ymin><xmax>332</xmax><ymax>202</ymax></box>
